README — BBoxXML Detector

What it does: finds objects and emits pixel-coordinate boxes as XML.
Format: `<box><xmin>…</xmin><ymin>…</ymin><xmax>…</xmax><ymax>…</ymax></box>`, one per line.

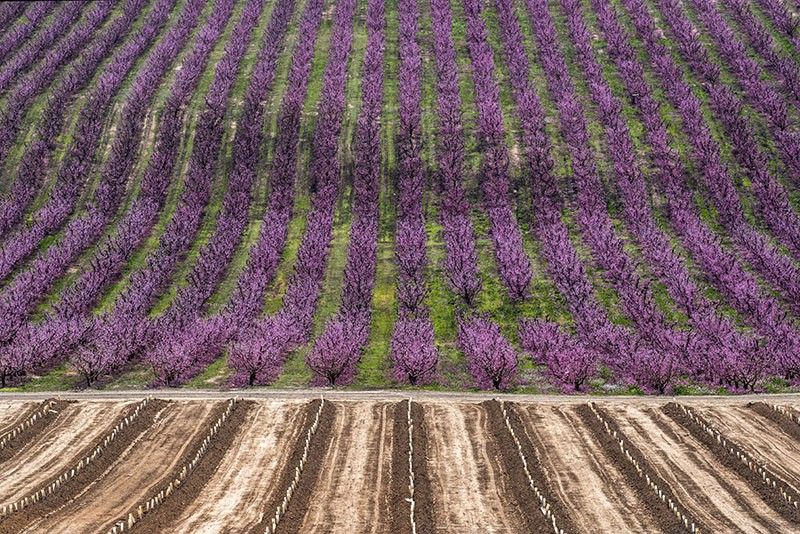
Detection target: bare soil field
<box><xmin>1</xmin><ymin>395</ymin><xmax>800</xmax><ymax>533</ymax></box>
<box><xmin>0</xmin><ymin>401</ymin><xmax>132</xmax><ymax>505</ymax></box>
<box><xmin>167</xmin><ymin>400</ymin><xmax>307</xmax><ymax>533</ymax></box>
<box><xmin>516</xmin><ymin>404</ymin><xmax>662</xmax><ymax>532</ymax></box>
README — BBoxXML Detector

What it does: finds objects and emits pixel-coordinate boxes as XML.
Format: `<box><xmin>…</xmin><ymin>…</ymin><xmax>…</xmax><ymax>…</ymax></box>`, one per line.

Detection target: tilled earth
<box><xmin>0</xmin><ymin>397</ymin><xmax>799</xmax><ymax>533</ymax></box>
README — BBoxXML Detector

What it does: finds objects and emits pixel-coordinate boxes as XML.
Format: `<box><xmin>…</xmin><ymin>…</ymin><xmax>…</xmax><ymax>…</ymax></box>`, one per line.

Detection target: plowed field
<box><xmin>1</xmin><ymin>396</ymin><xmax>800</xmax><ymax>533</ymax></box>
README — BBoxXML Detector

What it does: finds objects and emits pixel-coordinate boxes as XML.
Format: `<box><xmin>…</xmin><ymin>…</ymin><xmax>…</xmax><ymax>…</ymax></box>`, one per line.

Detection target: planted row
<box><xmin>229</xmin><ymin>0</ymin><xmax>358</xmax><ymax>385</ymax></box>
<box><xmin>307</xmin><ymin>0</ymin><xmax>385</xmax><ymax>386</ymax></box>
<box><xmin>226</xmin><ymin>0</ymin><xmax>327</xmax><ymax>386</ymax></box>
<box><xmin>0</xmin><ymin>1</ymin><xmax>56</xmax><ymax>72</ymax></box>
<box><xmin>588</xmin><ymin>0</ymin><xmax>778</xmax><ymax>389</ymax></box>
<box><xmin>146</xmin><ymin>0</ymin><xmax>300</xmax><ymax>386</ymax></box>
<box><xmin>0</xmin><ymin>0</ymin><xmax>113</xmax><ymax>237</ymax></box>
<box><xmin>391</xmin><ymin>0</ymin><xmax>438</xmax><ymax>386</ymax></box>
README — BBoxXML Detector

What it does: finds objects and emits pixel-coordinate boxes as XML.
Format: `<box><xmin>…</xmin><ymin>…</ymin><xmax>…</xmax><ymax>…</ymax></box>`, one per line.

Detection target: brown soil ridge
<box><xmin>503</xmin><ymin>402</ymin><xmax>580</xmax><ymax>534</ymax></box>
<box><xmin>748</xmin><ymin>402</ymin><xmax>800</xmax><ymax>442</ymax></box>
<box><xmin>0</xmin><ymin>399</ymin><xmax>72</xmax><ymax>464</ymax></box>
<box><xmin>110</xmin><ymin>400</ymin><xmax>232</xmax><ymax>529</ymax></box>
<box><xmin>482</xmin><ymin>400</ymin><xmax>562</xmax><ymax>534</ymax></box>
<box><xmin>576</xmin><ymin>403</ymin><xmax>700</xmax><ymax>533</ymax></box>
<box><xmin>410</xmin><ymin>402</ymin><xmax>435</xmax><ymax>534</ymax></box>
<box><xmin>0</xmin><ymin>403</ymin><xmax>42</xmax><ymax>436</ymax></box>
<box><xmin>247</xmin><ymin>399</ymin><xmax>335</xmax><ymax>534</ymax></box>
<box><xmin>390</xmin><ymin>401</ymin><xmax>412</xmax><ymax>534</ymax></box>
<box><xmin>663</xmin><ymin>402</ymin><xmax>800</xmax><ymax>525</ymax></box>
<box><xmin>0</xmin><ymin>399</ymin><xmax>168</xmax><ymax>533</ymax></box>
<box><xmin>121</xmin><ymin>399</ymin><xmax>255</xmax><ymax>532</ymax></box>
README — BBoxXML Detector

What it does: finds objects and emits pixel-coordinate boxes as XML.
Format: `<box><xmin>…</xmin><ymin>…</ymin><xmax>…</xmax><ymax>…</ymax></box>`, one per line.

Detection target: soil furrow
<box><xmin>663</xmin><ymin>403</ymin><xmax>800</xmax><ymax>525</ymax></box>
<box><xmin>504</xmin><ymin>403</ymin><xmax>581</xmax><ymax>533</ymax></box>
<box><xmin>483</xmin><ymin>400</ymin><xmax>566</xmax><ymax>534</ymax></box>
<box><xmin>244</xmin><ymin>400</ymin><xmax>323</xmax><ymax>534</ymax></box>
<box><xmin>0</xmin><ymin>400</ymin><xmax>71</xmax><ymax>465</ymax></box>
<box><xmin>629</xmin><ymin>408</ymin><xmax>767</xmax><ymax>514</ymax></box>
<box><xmin>0</xmin><ymin>399</ymin><xmax>168</xmax><ymax>533</ymax></box>
<box><xmin>167</xmin><ymin>401</ymin><xmax>307</xmax><ymax>533</ymax></box>
<box><xmin>410</xmin><ymin>402</ymin><xmax>435</xmax><ymax>534</ymax></box>
<box><xmin>269</xmin><ymin>400</ymin><xmax>336</xmax><ymax>534</ymax></box>
<box><xmin>749</xmin><ymin>403</ymin><xmax>800</xmax><ymax>442</ymax></box>
<box><xmin>390</xmin><ymin>401</ymin><xmax>412</xmax><ymax>534</ymax></box>
<box><xmin>16</xmin><ymin>401</ymin><xmax>215</xmax><ymax>533</ymax></box>
<box><xmin>0</xmin><ymin>403</ymin><xmax>39</xmax><ymax>436</ymax></box>
<box><xmin>0</xmin><ymin>401</ymin><xmax>133</xmax><ymax>504</ymax></box>
<box><xmin>293</xmin><ymin>401</ymin><xmax>393</xmax><ymax>532</ymax></box>
<box><xmin>121</xmin><ymin>399</ymin><xmax>255</xmax><ymax>531</ymax></box>
<box><xmin>613</xmin><ymin>404</ymin><xmax>792</xmax><ymax>532</ymax></box>
<box><xmin>699</xmin><ymin>405</ymin><xmax>800</xmax><ymax>492</ymax></box>
<box><xmin>575</xmin><ymin>404</ymin><xmax>697</xmax><ymax>532</ymax></box>
<box><xmin>424</xmin><ymin>402</ymin><xmax>529</xmax><ymax>531</ymax></box>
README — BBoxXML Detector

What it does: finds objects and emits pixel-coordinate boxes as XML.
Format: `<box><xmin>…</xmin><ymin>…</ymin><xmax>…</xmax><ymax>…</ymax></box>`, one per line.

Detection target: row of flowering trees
<box><xmin>0</xmin><ymin>0</ymin><xmax>184</xmax><ymax>386</ymax></box>
<box><xmin>0</xmin><ymin>0</ymin><xmax>89</xmax><ymax>161</ymax></box>
<box><xmin>455</xmin><ymin>0</ymin><xmax>525</xmax><ymax>389</ymax></box>
<box><xmin>687</xmin><ymin>0</ymin><xmax>800</xmax><ymax>190</ymax></box>
<box><xmin>493</xmin><ymin>0</ymin><xmax>608</xmax><ymax>391</ymax></box>
<box><xmin>86</xmin><ymin>0</ymin><xmax>269</xmax><ymax>387</ymax></box>
<box><xmin>670</xmin><ymin>0</ymin><xmax>800</xmax><ymax>273</ymax></box>
<box><xmin>755</xmin><ymin>0</ymin><xmax>800</xmax><ymax>57</ymax></box>
<box><xmin>0</xmin><ymin>1</ymin><xmax>55</xmax><ymax>73</ymax></box>
<box><xmin>2</xmin><ymin>0</ymin><xmax>798</xmax><ymax>393</ymax></box>
<box><xmin>390</xmin><ymin>0</ymin><xmax>438</xmax><ymax>386</ymax></box>
<box><xmin>559</xmin><ymin>0</ymin><xmax>779</xmax><ymax>390</ymax></box>
<box><xmin>0</xmin><ymin>0</ymin><xmax>238</xmax><ymax>387</ymax></box>
<box><xmin>430</xmin><ymin>0</ymin><xmax>482</xmax><ymax>309</ymax></box>
<box><xmin>0</xmin><ymin>0</ymin><xmax>171</xmax><ymax>286</ymax></box>
<box><xmin>0</xmin><ymin>0</ymin><xmax>178</xmax><ymax>362</ymax></box>
<box><xmin>52</xmin><ymin>0</ymin><xmax>213</xmax><ymax>322</ymax></box>
<box><xmin>723</xmin><ymin>0</ymin><xmax>800</xmax><ymax>108</ymax></box>
<box><xmin>616</xmin><ymin>0</ymin><xmax>800</xmax><ymax>379</ymax></box>
<box><xmin>229</xmin><ymin>0</ymin><xmax>358</xmax><ymax>386</ymax></box>
<box><xmin>306</xmin><ymin>0</ymin><xmax>385</xmax><ymax>386</ymax></box>
<box><xmin>0</xmin><ymin>3</ymin><xmax>27</xmax><ymax>32</ymax></box>
<box><xmin>580</xmin><ymin>0</ymin><xmax>754</xmax><ymax>388</ymax></box>
<box><xmin>144</xmin><ymin>0</ymin><xmax>301</xmax><ymax>386</ymax></box>
<box><xmin>0</xmin><ymin>0</ymin><xmax>116</xmax><ymax>238</ymax></box>
<box><xmin>225</xmin><ymin>0</ymin><xmax>326</xmax><ymax>386</ymax></box>
<box><xmin>523</xmin><ymin>0</ymin><xmax>695</xmax><ymax>392</ymax></box>
<box><xmin>651</xmin><ymin>0</ymin><xmax>800</xmax><ymax>306</ymax></box>
<box><xmin>225</xmin><ymin>0</ymin><xmax>325</xmax><ymax>322</ymax></box>
<box><xmin>462</xmin><ymin>0</ymin><xmax>532</xmax><ymax>302</ymax></box>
